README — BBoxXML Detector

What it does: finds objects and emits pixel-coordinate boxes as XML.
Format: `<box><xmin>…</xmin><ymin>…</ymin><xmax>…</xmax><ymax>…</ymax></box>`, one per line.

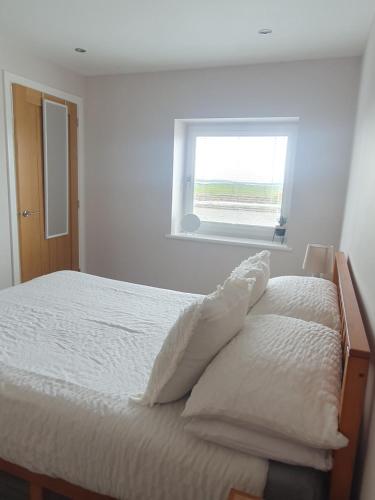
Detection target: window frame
<box><xmin>182</xmin><ymin>119</ymin><xmax>298</xmax><ymax>242</ymax></box>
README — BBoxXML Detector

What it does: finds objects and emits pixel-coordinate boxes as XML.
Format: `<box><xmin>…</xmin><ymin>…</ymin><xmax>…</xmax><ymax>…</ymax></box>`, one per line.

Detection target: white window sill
<box><xmin>166</xmin><ymin>233</ymin><xmax>292</xmax><ymax>252</ymax></box>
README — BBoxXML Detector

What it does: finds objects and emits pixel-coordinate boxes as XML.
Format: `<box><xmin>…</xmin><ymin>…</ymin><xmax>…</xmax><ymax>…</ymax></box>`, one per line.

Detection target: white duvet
<box><xmin>0</xmin><ymin>271</ymin><xmax>268</xmax><ymax>500</ymax></box>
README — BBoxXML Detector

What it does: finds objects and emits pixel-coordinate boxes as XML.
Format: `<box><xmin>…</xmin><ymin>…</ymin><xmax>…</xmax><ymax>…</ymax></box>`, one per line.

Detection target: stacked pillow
<box><xmin>250</xmin><ymin>275</ymin><xmax>341</xmax><ymax>331</ymax></box>
<box><xmin>139</xmin><ymin>250</ymin><xmax>345</xmax><ymax>472</ymax></box>
<box><xmin>230</xmin><ymin>250</ymin><xmax>270</xmax><ymax>309</ymax></box>
<box><xmin>184</xmin><ymin>418</ymin><xmax>333</xmax><ymax>471</ymax></box>
<box><xmin>182</xmin><ymin>314</ymin><xmax>346</xmax><ymax>470</ymax></box>
<box><xmin>140</xmin><ymin>277</ymin><xmax>255</xmax><ymax>405</ymax></box>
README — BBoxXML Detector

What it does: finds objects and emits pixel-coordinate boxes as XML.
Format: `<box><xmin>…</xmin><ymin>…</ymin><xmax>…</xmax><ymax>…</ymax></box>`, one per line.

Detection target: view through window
<box><xmin>192</xmin><ymin>135</ymin><xmax>288</xmax><ymax>228</ymax></box>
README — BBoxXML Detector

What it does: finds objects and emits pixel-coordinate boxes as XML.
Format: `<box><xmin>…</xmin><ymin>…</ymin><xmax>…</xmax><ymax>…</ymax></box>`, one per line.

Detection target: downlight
<box><xmin>258</xmin><ymin>28</ymin><xmax>272</xmax><ymax>35</ymax></box>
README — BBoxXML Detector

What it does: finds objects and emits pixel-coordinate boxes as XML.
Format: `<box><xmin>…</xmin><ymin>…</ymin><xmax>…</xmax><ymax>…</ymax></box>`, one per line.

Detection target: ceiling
<box><xmin>0</xmin><ymin>0</ymin><xmax>374</xmax><ymax>76</ymax></box>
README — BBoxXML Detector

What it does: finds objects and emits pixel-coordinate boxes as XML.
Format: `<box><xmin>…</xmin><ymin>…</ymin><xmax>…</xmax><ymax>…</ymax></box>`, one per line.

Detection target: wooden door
<box><xmin>12</xmin><ymin>84</ymin><xmax>79</xmax><ymax>282</ymax></box>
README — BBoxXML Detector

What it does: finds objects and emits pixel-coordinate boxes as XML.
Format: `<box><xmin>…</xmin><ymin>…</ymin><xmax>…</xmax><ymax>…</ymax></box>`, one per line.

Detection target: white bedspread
<box><xmin>0</xmin><ymin>271</ymin><xmax>268</xmax><ymax>500</ymax></box>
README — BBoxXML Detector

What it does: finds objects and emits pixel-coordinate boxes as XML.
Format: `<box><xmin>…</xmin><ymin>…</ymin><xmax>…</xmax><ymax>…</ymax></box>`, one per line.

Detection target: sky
<box><xmin>194</xmin><ymin>135</ymin><xmax>288</xmax><ymax>184</ymax></box>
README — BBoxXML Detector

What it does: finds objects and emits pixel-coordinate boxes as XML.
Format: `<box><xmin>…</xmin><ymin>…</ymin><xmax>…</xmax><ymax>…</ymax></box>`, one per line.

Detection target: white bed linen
<box><xmin>185</xmin><ymin>418</ymin><xmax>333</xmax><ymax>471</ymax></box>
<box><xmin>250</xmin><ymin>276</ymin><xmax>340</xmax><ymax>330</ymax></box>
<box><xmin>0</xmin><ymin>271</ymin><xmax>268</xmax><ymax>500</ymax></box>
<box><xmin>141</xmin><ymin>278</ymin><xmax>253</xmax><ymax>405</ymax></box>
<box><xmin>183</xmin><ymin>314</ymin><xmax>346</xmax><ymax>450</ymax></box>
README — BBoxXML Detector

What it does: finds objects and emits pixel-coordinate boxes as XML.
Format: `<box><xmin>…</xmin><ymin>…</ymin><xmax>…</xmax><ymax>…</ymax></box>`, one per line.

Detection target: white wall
<box><xmin>340</xmin><ymin>18</ymin><xmax>375</xmax><ymax>500</ymax></box>
<box><xmin>86</xmin><ymin>57</ymin><xmax>360</xmax><ymax>293</ymax></box>
<box><xmin>0</xmin><ymin>38</ymin><xmax>85</xmax><ymax>289</ymax></box>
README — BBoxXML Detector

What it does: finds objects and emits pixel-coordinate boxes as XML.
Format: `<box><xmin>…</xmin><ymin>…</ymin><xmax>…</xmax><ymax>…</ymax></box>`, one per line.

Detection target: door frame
<box><xmin>3</xmin><ymin>71</ymin><xmax>85</xmax><ymax>285</ymax></box>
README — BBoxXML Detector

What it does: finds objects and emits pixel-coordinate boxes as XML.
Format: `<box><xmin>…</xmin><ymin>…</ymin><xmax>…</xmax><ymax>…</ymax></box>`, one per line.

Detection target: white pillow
<box><xmin>140</xmin><ymin>278</ymin><xmax>254</xmax><ymax>406</ymax></box>
<box><xmin>230</xmin><ymin>250</ymin><xmax>270</xmax><ymax>309</ymax></box>
<box><xmin>183</xmin><ymin>314</ymin><xmax>347</xmax><ymax>450</ymax></box>
<box><xmin>250</xmin><ymin>276</ymin><xmax>340</xmax><ymax>330</ymax></box>
<box><xmin>185</xmin><ymin>418</ymin><xmax>332</xmax><ymax>471</ymax></box>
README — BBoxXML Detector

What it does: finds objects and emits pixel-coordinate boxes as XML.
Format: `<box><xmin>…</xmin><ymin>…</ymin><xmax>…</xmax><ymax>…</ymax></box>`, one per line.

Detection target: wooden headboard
<box><xmin>330</xmin><ymin>252</ymin><xmax>370</xmax><ymax>500</ymax></box>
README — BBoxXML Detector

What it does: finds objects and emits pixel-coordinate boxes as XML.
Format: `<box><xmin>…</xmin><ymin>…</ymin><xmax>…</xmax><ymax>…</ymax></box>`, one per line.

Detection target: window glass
<box><xmin>193</xmin><ymin>136</ymin><xmax>288</xmax><ymax>227</ymax></box>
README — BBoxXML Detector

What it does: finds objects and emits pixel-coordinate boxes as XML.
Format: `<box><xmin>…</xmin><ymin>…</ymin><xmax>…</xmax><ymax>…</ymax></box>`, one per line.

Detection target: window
<box><xmin>172</xmin><ymin>118</ymin><xmax>298</xmax><ymax>244</ymax></box>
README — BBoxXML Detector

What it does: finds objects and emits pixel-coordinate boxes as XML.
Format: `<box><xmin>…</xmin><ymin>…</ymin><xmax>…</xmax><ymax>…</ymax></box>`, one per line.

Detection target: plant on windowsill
<box><xmin>273</xmin><ymin>216</ymin><xmax>288</xmax><ymax>243</ymax></box>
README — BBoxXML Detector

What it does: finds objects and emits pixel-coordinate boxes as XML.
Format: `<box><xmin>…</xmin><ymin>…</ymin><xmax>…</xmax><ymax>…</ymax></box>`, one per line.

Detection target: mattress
<box><xmin>0</xmin><ymin>271</ymin><xmax>268</xmax><ymax>500</ymax></box>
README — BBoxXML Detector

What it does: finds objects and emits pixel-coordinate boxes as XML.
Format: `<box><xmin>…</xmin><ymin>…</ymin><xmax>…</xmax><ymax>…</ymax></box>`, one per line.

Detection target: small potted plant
<box><xmin>273</xmin><ymin>216</ymin><xmax>287</xmax><ymax>243</ymax></box>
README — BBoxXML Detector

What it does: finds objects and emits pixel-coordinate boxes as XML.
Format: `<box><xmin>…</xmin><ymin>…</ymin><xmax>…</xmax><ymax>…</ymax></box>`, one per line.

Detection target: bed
<box><xmin>0</xmin><ymin>252</ymin><xmax>370</xmax><ymax>500</ymax></box>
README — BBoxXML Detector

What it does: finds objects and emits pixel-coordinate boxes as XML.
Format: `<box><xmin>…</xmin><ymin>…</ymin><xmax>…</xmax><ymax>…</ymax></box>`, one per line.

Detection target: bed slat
<box><xmin>30</xmin><ymin>483</ymin><xmax>43</xmax><ymax>500</ymax></box>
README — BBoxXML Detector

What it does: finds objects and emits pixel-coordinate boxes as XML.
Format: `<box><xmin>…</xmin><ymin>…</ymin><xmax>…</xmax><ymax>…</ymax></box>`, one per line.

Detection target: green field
<box><xmin>194</xmin><ymin>181</ymin><xmax>283</xmax><ymax>203</ymax></box>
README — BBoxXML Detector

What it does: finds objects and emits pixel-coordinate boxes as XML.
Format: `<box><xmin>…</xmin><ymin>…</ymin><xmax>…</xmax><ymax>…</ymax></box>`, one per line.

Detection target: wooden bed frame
<box><xmin>329</xmin><ymin>252</ymin><xmax>370</xmax><ymax>500</ymax></box>
<box><xmin>0</xmin><ymin>252</ymin><xmax>370</xmax><ymax>500</ymax></box>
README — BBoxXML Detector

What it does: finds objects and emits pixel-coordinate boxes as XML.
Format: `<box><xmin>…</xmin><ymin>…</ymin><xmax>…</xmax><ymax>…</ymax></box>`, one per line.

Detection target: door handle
<box><xmin>18</xmin><ymin>209</ymin><xmax>40</xmax><ymax>218</ymax></box>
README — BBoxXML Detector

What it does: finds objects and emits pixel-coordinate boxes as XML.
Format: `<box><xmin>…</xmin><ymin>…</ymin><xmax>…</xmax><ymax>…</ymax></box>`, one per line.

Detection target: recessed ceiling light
<box><xmin>258</xmin><ymin>28</ymin><xmax>272</xmax><ymax>35</ymax></box>
<box><xmin>74</xmin><ymin>47</ymin><xmax>87</xmax><ymax>53</ymax></box>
